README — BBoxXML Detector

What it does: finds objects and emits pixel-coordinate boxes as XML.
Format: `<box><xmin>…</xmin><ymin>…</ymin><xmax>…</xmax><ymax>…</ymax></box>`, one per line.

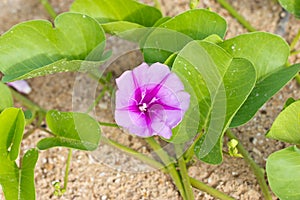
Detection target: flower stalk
<box><xmin>10</xmin><ymin>88</ymin><xmax>46</xmax><ymax>114</ymax></box>
<box><xmin>63</xmin><ymin>149</ymin><xmax>73</xmax><ymax>190</ymax></box>
<box><xmin>40</xmin><ymin>0</ymin><xmax>57</xmax><ymax>20</ymax></box>
<box><xmin>153</xmin><ymin>0</ymin><xmax>162</xmax><ymax>12</ymax></box>
<box><xmin>175</xmin><ymin>144</ymin><xmax>195</xmax><ymax>200</ymax></box>
<box><xmin>189</xmin><ymin>177</ymin><xmax>235</xmax><ymax>200</ymax></box>
<box><xmin>104</xmin><ymin>136</ymin><xmax>234</xmax><ymax>199</ymax></box>
<box><xmin>145</xmin><ymin>137</ymin><xmax>187</xmax><ymax>200</ymax></box>
<box><xmin>101</xmin><ymin>137</ymin><xmax>166</xmax><ymax>171</ymax></box>
<box><xmin>290</xmin><ymin>28</ymin><xmax>300</xmax><ymax>51</ymax></box>
<box><xmin>216</xmin><ymin>0</ymin><xmax>256</xmax><ymax>32</ymax></box>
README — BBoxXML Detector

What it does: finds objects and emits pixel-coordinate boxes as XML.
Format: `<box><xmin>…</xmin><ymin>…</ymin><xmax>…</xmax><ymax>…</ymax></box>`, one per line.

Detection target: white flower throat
<box><xmin>139</xmin><ymin>103</ymin><xmax>148</xmax><ymax>112</ymax></box>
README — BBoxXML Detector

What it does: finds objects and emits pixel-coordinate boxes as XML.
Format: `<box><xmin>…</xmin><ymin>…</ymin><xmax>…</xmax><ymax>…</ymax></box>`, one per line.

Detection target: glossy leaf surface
<box><xmin>279</xmin><ymin>0</ymin><xmax>300</xmax><ymax>18</ymax></box>
<box><xmin>0</xmin><ymin>82</ymin><xmax>13</xmax><ymax>112</ymax></box>
<box><xmin>0</xmin><ymin>108</ymin><xmax>25</xmax><ymax>160</ymax></box>
<box><xmin>38</xmin><ymin>110</ymin><xmax>101</xmax><ymax>151</ymax></box>
<box><xmin>143</xmin><ymin>9</ymin><xmax>227</xmax><ymax>63</ymax></box>
<box><xmin>71</xmin><ymin>0</ymin><xmax>162</xmax><ymax>34</ymax></box>
<box><xmin>0</xmin><ymin>12</ymin><xmax>106</xmax><ymax>82</ymax></box>
<box><xmin>219</xmin><ymin>32</ymin><xmax>293</xmax><ymax>127</ymax></box>
<box><xmin>0</xmin><ymin>108</ymin><xmax>37</xmax><ymax>200</ymax></box>
<box><xmin>171</xmin><ymin>41</ymin><xmax>256</xmax><ymax>164</ymax></box>
<box><xmin>266</xmin><ymin>146</ymin><xmax>300</xmax><ymax>200</ymax></box>
<box><xmin>266</xmin><ymin>100</ymin><xmax>300</xmax><ymax>144</ymax></box>
<box><xmin>0</xmin><ymin>149</ymin><xmax>38</xmax><ymax>200</ymax></box>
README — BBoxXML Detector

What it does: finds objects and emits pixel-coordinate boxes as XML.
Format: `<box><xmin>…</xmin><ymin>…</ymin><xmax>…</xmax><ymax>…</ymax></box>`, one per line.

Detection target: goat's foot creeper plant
<box><xmin>1</xmin><ymin>0</ymin><xmax>300</xmax><ymax>199</ymax></box>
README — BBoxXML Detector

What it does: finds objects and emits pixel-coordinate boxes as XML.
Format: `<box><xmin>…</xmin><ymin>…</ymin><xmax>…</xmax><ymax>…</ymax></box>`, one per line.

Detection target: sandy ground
<box><xmin>1</xmin><ymin>0</ymin><xmax>300</xmax><ymax>199</ymax></box>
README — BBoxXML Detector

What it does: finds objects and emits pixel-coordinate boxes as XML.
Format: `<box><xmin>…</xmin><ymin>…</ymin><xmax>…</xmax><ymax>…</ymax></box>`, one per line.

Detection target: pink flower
<box><xmin>115</xmin><ymin>62</ymin><xmax>190</xmax><ymax>139</ymax></box>
<box><xmin>7</xmin><ymin>80</ymin><xmax>32</xmax><ymax>94</ymax></box>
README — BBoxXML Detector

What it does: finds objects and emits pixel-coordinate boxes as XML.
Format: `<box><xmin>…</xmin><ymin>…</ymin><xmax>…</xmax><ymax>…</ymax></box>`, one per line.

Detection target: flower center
<box><xmin>138</xmin><ymin>103</ymin><xmax>148</xmax><ymax>112</ymax></box>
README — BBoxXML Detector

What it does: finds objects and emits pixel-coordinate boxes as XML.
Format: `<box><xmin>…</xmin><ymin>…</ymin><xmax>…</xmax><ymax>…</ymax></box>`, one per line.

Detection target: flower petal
<box><xmin>148</xmin><ymin>104</ymin><xmax>173</xmax><ymax>139</ymax></box>
<box><xmin>147</xmin><ymin>63</ymin><xmax>172</xmax><ymax>84</ymax></box>
<box><xmin>115</xmin><ymin>70</ymin><xmax>136</xmax><ymax>99</ymax></box>
<box><xmin>151</xmin><ymin>121</ymin><xmax>172</xmax><ymax>139</ymax></box>
<box><xmin>163</xmin><ymin>73</ymin><xmax>185</xmax><ymax>93</ymax></box>
<box><xmin>131</xmin><ymin>62</ymin><xmax>151</xmax><ymax>87</ymax></box>
<box><xmin>7</xmin><ymin>80</ymin><xmax>32</xmax><ymax>94</ymax></box>
<box><xmin>115</xmin><ymin>109</ymin><xmax>153</xmax><ymax>137</ymax></box>
<box><xmin>114</xmin><ymin>62</ymin><xmax>190</xmax><ymax>139</ymax></box>
<box><xmin>128</xmin><ymin>125</ymin><xmax>152</xmax><ymax>138</ymax></box>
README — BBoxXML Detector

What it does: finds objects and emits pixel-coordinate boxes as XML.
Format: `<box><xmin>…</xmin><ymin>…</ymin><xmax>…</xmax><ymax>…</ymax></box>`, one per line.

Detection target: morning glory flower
<box><xmin>7</xmin><ymin>80</ymin><xmax>32</xmax><ymax>94</ymax></box>
<box><xmin>115</xmin><ymin>62</ymin><xmax>190</xmax><ymax>139</ymax></box>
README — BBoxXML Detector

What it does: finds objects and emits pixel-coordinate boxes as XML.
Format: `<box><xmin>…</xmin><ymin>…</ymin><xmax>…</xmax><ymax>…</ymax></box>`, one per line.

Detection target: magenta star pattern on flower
<box><xmin>114</xmin><ymin>62</ymin><xmax>190</xmax><ymax>139</ymax></box>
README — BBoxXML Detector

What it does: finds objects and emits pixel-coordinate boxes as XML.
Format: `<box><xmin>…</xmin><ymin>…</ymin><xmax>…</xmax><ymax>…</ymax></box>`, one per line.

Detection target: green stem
<box><xmin>290</xmin><ymin>30</ymin><xmax>300</xmax><ymax>85</ymax></box>
<box><xmin>175</xmin><ymin>144</ymin><xmax>195</xmax><ymax>200</ymax></box>
<box><xmin>226</xmin><ymin>129</ymin><xmax>272</xmax><ymax>200</ymax></box>
<box><xmin>290</xmin><ymin>49</ymin><xmax>300</xmax><ymax>56</ymax></box>
<box><xmin>145</xmin><ymin>137</ymin><xmax>187</xmax><ymax>200</ymax></box>
<box><xmin>40</xmin><ymin>0</ymin><xmax>57</xmax><ymax>20</ymax></box>
<box><xmin>40</xmin><ymin>127</ymin><xmax>54</xmax><ymax>135</ymax></box>
<box><xmin>86</xmin><ymin>87</ymin><xmax>107</xmax><ymax>113</ymax></box>
<box><xmin>145</xmin><ymin>137</ymin><xmax>175</xmax><ymax>166</ymax></box>
<box><xmin>101</xmin><ymin>137</ymin><xmax>166</xmax><ymax>171</ymax></box>
<box><xmin>216</xmin><ymin>0</ymin><xmax>256</xmax><ymax>32</ymax></box>
<box><xmin>183</xmin><ymin>142</ymin><xmax>195</xmax><ymax>163</ymax></box>
<box><xmin>10</xmin><ymin>88</ymin><xmax>46</xmax><ymax>114</ymax></box>
<box><xmin>63</xmin><ymin>149</ymin><xmax>73</xmax><ymax>190</ymax></box>
<box><xmin>183</xmin><ymin>132</ymin><xmax>203</xmax><ymax>163</ymax></box>
<box><xmin>190</xmin><ymin>177</ymin><xmax>234</xmax><ymax>200</ymax></box>
<box><xmin>23</xmin><ymin>112</ymin><xmax>44</xmax><ymax>139</ymax></box>
<box><xmin>295</xmin><ymin>73</ymin><xmax>300</xmax><ymax>85</ymax></box>
<box><xmin>153</xmin><ymin>0</ymin><xmax>162</xmax><ymax>12</ymax></box>
<box><xmin>290</xmin><ymin>29</ymin><xmax>300</xmax><ymax>51</ymax></box>
<box><xmin>98</xmin><ymin>121</ymin><xmax>119</xmax><ymax>128</ymax></box>
<box><xmin>105</xmin><ymin>137</ymin><xmax>234</xmax><ymax>199</ymax></box>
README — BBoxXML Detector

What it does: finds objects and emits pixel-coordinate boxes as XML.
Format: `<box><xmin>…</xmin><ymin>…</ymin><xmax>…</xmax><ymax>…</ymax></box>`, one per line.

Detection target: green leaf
<box><xmin>219</xmin><ymin>32</ymin><xmax>289</xmax><ymax>82</ymax></box>
<box><xmin>23</xmin><ymin>110</ymin><xmax>33</xmax><ymax>120</ymax></box>
<box><xmin>160</xmin><ymin>9</ymin><xmax>227</xmax><ymax>40</ymax></box>
<box><xmin>219</xmin><ymin>32</ymin><xmax>292</xmax><ymax>127</ymax></box>
<box><xmin>142</xmin><ymin>28</ymin><xmax>194</xmax><ymax>64</ymax></box>
<box><xmin>278</xmin><ymin>0</ymin><xmax>300</xmax><ymax>18</ymax></box>
<box><xmin>283</xmin><ymin>97</ymin><xmax>296</xmax><ymax>110</ymax></box>
<box><xmin>170</xmin><ymin>41</ymin><xmax>256</xmax><ymax>164</ymax></box>
<box><xmin>101</xmin><ymin>21</ymin><xmax>144</xmax><ymax>36</ymax></box>
<box><xmin>202</xmin><ymin>34</ymin><xmax>224</xmax><ymax>44</ymax></box>
<box><xmin>70</xmin><ymin>0</ymin><xmax>162</xmax><ymax>26</ymax></box>
<box><xmin>0</xmin><ymin>82</ymin><xmax>13</xmax><ymax>112</ymax></box>
<box><xmin>0</xmin><ymin>12</ymin><xmax>106</xmax><ymax>82</ymax></box>
<box><xmin>70</xmin><ymin>0</ymin><xmax>162</xmax><ymax>42</ymax></box>
<box><xmin>0</xmin><ymin>107</ymin><xmax>25</xmax><ymax>161</ymax></box>
<box><xmin>142</xmin><ymin>9</ymin><xmax>227</xmax><ymax>63</ymax></box>
<box><xmin>196</xmin><ymin>58</ymin><xmax>256</xmax><ymax>164</ymax></box>
<box><xmin>266</xmin><ymin>100</ymin><xmax>300</xmax><ymax>144</ymax></box>
<box><xmin>0</xmin><ymin>109</ymin><xmax>37</xmax><ymax>200</ymax></box>
<box><xmin>266</xmin><ymin>146</ymin><xmax>300</xmax><ymax>200</ymax></box>
<box><xmin>37</xmin><ymin>110</ymin><xmax>101</xmax><ymax>151</ymax></box>
<box><xmin>153</xmin><ymin>17</ymin><xmax>172</xmax><ymax>27</ymax></box>
<box><xmin>231</xmin><ymin>64</ymin><xmax>300</xmax><ymax>127</ymax></box>
<box><xmin>0</xmin><ymin>148</ymin><xmax>38</xmax><ymax>200</ymax></box>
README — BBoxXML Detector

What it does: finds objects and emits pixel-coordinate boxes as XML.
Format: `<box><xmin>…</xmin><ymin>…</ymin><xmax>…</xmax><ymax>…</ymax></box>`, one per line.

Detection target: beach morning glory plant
<box><xmin>114</xmin><ymin>62</ymin><xmax>190</xmax><ymax>139</ymax></box>
<box><xmin>1</xmin><ymin>0</ymin><xmax>300</xmax><ymax>199</ymax></box>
